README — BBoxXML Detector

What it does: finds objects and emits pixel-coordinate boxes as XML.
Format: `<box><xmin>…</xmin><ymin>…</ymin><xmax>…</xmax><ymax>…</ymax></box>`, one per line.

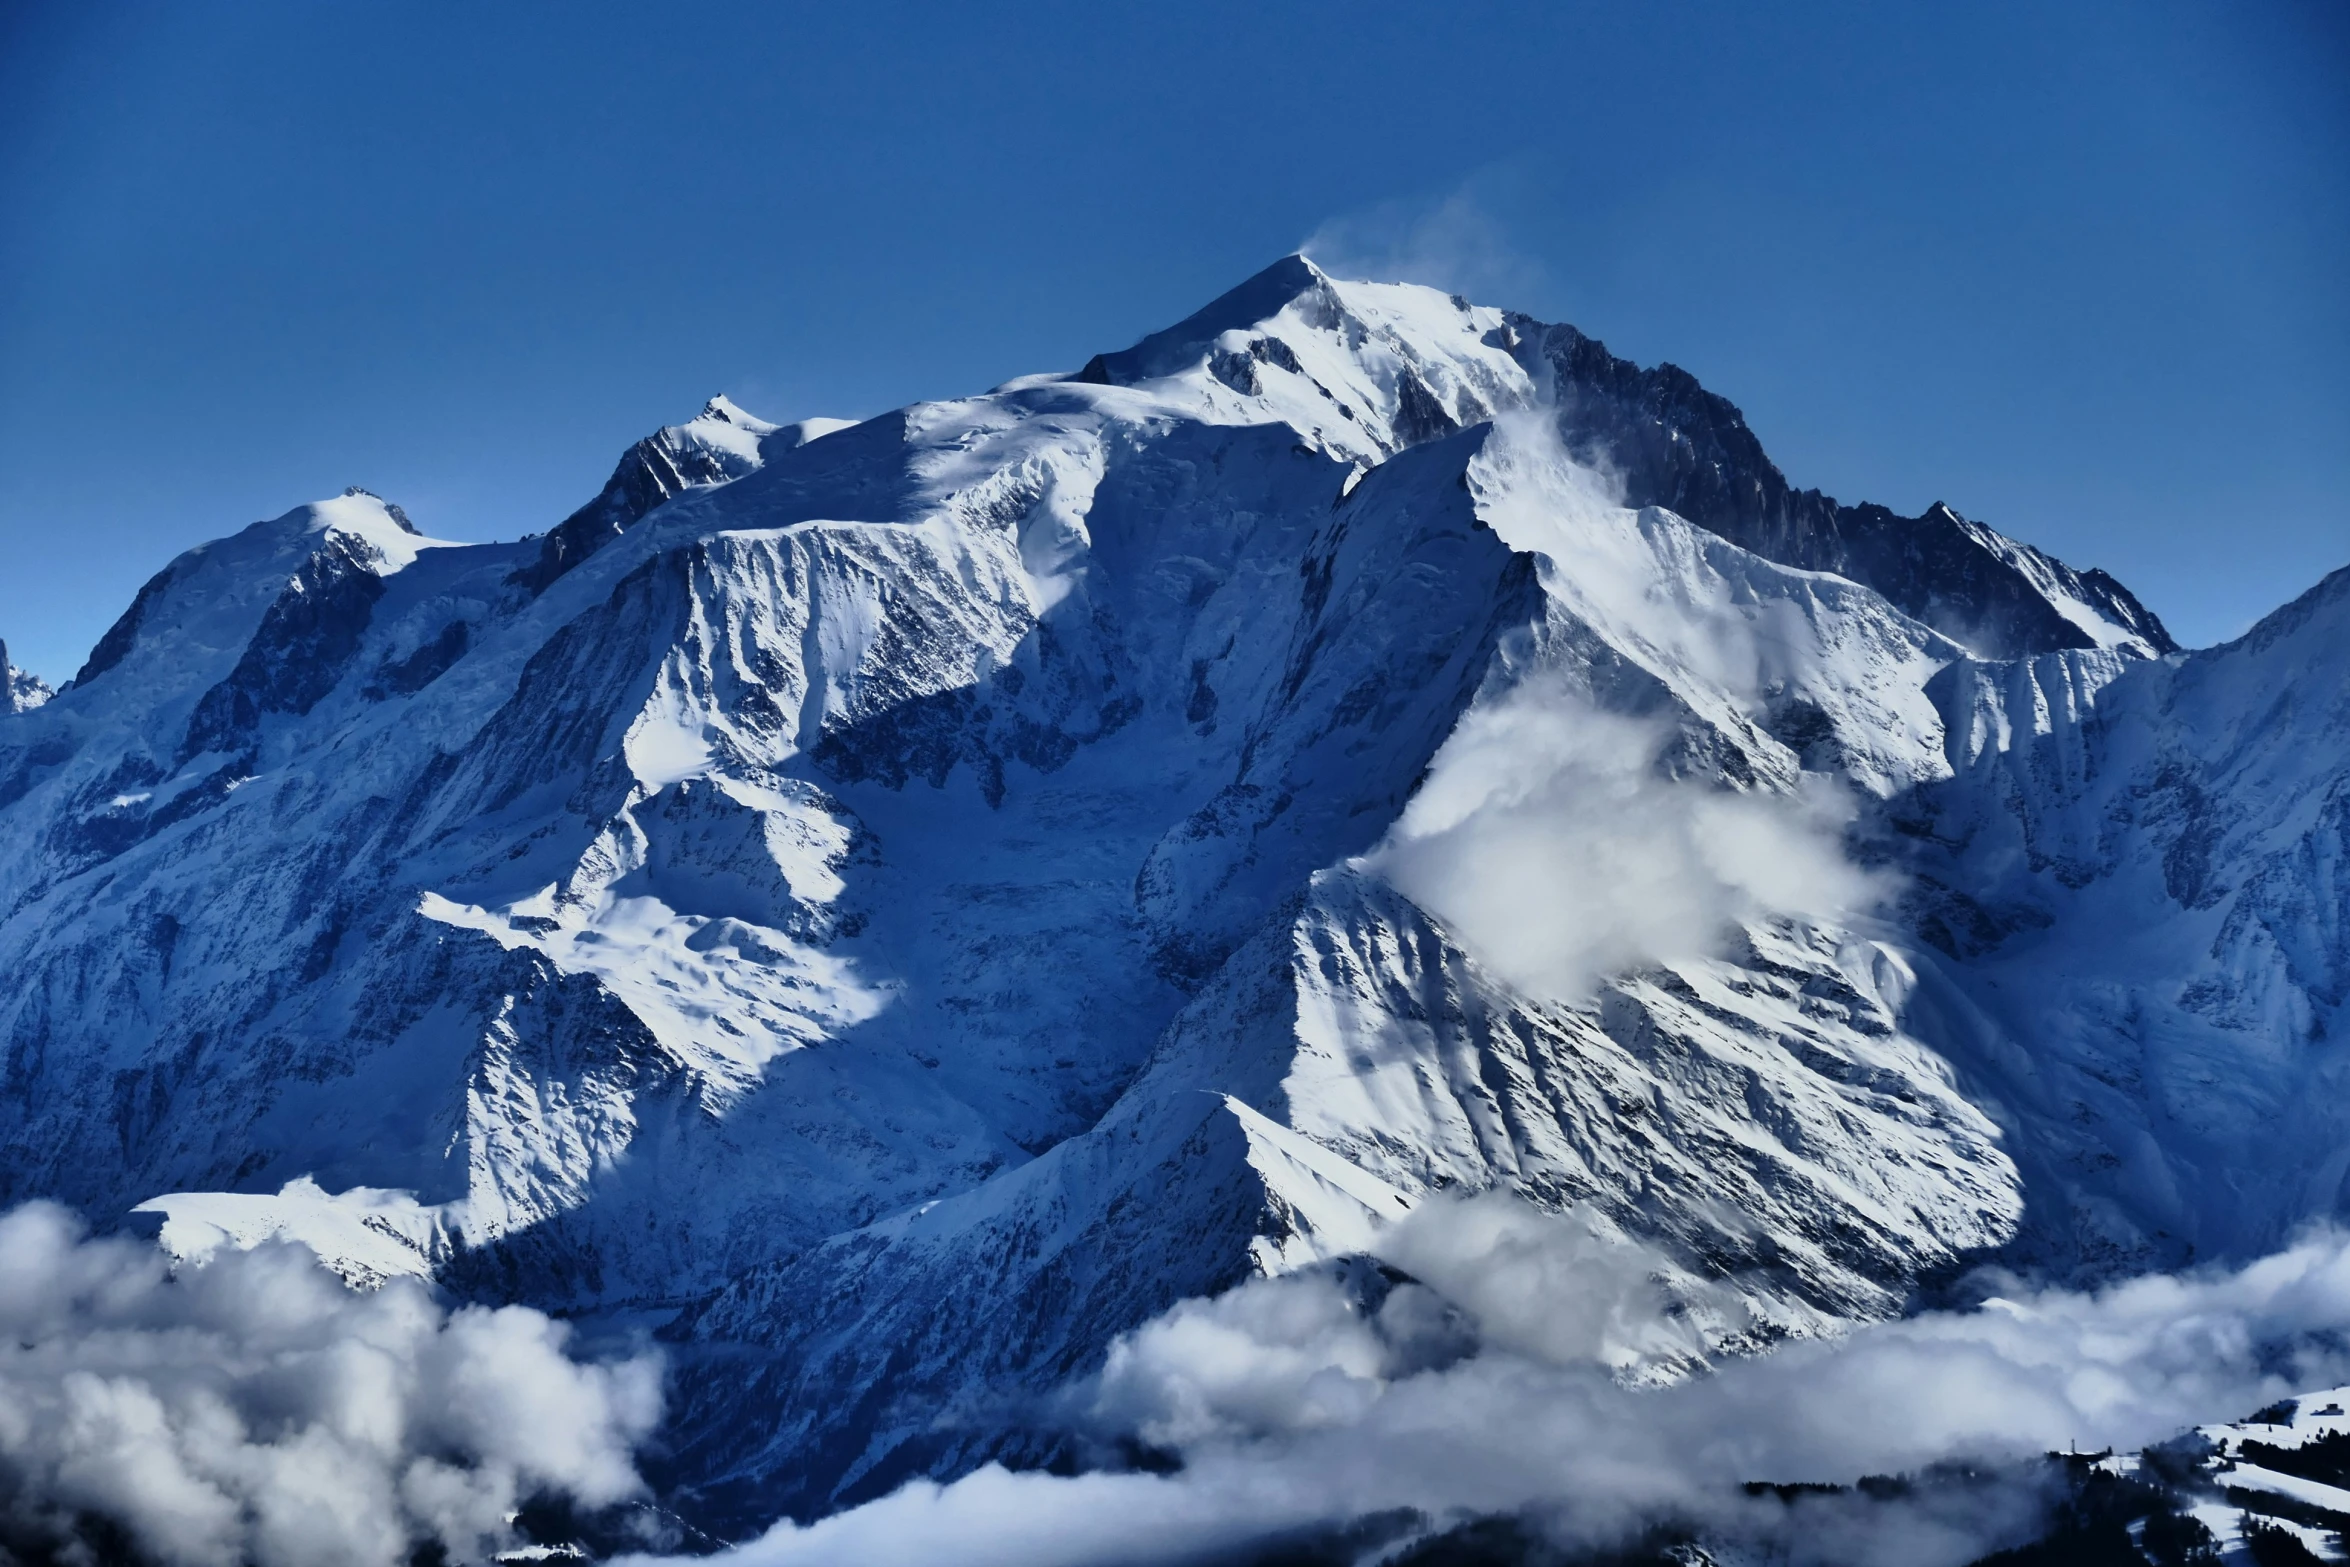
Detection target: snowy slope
<box><xmin>1892</xmin><ymin>565</ymin><xmax>2350</xmax><ymax>1280</ymax></box>
<box><xmin>0</xmin><ymin>255</ymin><xmax>2335</xmax><ymax>1537</ymax></box>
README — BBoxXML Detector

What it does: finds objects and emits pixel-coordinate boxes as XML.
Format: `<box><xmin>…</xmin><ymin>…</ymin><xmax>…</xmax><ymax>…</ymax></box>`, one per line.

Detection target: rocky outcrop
<box><xmin>0</xmin><ymin>642</ymin><xmax>50</xmax><ymax>715</ymax></box>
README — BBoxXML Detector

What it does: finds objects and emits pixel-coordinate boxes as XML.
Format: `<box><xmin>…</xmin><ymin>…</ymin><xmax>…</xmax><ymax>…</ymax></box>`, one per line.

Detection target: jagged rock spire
<box><xmin>1</xmin><ymin>638</ymin><xmax>53</xmax><ymax>714</ymax></box>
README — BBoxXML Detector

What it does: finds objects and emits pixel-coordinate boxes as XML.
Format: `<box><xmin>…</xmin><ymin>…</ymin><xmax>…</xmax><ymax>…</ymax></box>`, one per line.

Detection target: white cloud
<box><xmin>655</xmin><ymin>1199</ymin><xmax>2350</xmax><ymax>1567</ymax></box>
<box><xmin>1357</xmin><ymin>408</ymin><xmax>1893</xmax><ymax>1006</ymax></box>
<box><xmin>0</xmin><ymin>1202</ymin><xmax>662</xmax><ymax>1567</ymax></box>
<box><xmin>1365</xmin><ymin>681</ymin><xmax>1883</xmax><ymax>1002</ymax></box>
<box><xmin>1373</xmin><ymin>1194</ymin><xmax>1744</xmax><ymax>1375</ymax></box>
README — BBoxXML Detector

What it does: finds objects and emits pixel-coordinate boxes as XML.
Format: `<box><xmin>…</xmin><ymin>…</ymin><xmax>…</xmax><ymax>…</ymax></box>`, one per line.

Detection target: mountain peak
<box><xmin>698</xmin><ymin>394</ymin><xmax>779</xmax><ymax>435</ymax></box>
<box><xmin>338</xmin><ymin>486</ymin><xmax>420</xmax><ymax>535</ymax></box>
<box><xmin>1076</xmin><ymin>253</ymin><xmax>1338</xmax><ymax>385</ymax></box>
<box><xmin>509</xmin><ymin>395</ymin><xmax>782</xmax><ymax>595</ymax></box>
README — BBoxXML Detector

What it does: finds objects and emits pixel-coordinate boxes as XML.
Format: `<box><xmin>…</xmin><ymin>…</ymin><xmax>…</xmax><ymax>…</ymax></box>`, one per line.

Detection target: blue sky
<box><xmin>1</xmin><ymin>0</ymin><xmax>2342</xmax><ymax>680</ymax></box>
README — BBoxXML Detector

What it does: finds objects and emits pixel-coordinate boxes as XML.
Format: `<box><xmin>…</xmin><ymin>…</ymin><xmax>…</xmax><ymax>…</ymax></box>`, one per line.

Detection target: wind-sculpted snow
<box><xmin>0</xmin><ymin>254</ymin><xmax>2338</xmax><ymax>1548</ymax></box>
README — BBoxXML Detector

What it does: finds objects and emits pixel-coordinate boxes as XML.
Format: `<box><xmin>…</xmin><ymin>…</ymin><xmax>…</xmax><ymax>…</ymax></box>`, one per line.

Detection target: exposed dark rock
<box><xmin>511</xmin><ymin>400</ymin><xmax>772</xmax><ymax>595</ymax></box>
<box><xmin>1391</xmin><ymin>367</ymin><xmax>1460</xmax><ymax>447</ymax></box>
<box><xmin>180</xmin><ymin>530</ymin><xmax>388</xmax><ymax>761</ymax></box>
<box><xmin>366</xmin><ymin>618</ymin><xmax>471</xmax><ymax>698</ymax></box>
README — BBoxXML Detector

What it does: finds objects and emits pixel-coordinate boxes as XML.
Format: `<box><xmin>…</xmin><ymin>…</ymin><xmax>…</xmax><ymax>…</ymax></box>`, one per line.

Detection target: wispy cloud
<box><xmin>1366</xmin><ymin>680</ymin><xmax>1883</xmax><ymax>1003</ymax></box>
<box><xmin>1302</xmin><ymin>176</ymin><xmax>1547</xmax><ymax>309</ymax></box>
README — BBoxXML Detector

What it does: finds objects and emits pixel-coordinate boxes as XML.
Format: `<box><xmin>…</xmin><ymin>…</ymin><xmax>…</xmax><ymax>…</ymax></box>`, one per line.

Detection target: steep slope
<box><xmin>1893</xmin><ymin>566</ymin><xmax>2350</xmax><ymax>1280</ymax></box>
<box><xmin>0</xmin><ymin>255</ymin><xmax>2330</xmax><ymax>1540</ymax></box>
<box><xmin>1499</xmin><ymin>315</ymin><xmax>2176</xmax><ymax>661</ymax></box>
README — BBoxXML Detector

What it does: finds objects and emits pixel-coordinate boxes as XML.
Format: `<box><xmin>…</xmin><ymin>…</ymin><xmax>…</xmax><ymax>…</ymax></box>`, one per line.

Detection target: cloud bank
<box><xmin>0</xmin><ymin>1202</ymin><xmax>662</xmax><ymax>1567</ymax></box>
<box><xmin>655</xmin><ymin>1197</ymin><xmax>2350</xmax><ymax>1567</ymax></box>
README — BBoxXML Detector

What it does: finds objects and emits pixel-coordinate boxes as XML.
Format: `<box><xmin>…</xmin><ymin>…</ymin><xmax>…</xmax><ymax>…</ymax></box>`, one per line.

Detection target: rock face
<box><xmin>511</xmin><ymin>398</ymin><xmax>853</xmax><ymax>595</ymax></box>
<box><xmin>1501</xmin><ymin>317</ymin><xmax>2177</xmax><ymax>662</ymax></box>
<box><xmin>0</xmin><ymin>642</ymin><xmax>51</xmax><ymax>715</ymax></box>
<box><xmin>0</xmin><ymin>256</ymin><xmax>2338</xmax><ymax>1533</ymax></box>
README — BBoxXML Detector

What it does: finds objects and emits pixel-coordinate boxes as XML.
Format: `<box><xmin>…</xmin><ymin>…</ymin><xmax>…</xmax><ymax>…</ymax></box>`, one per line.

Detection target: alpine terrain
<box><xmin>1</xmin><ymin>256</ymin><xmax>2343</xmax><ymax>1539</ymax></box>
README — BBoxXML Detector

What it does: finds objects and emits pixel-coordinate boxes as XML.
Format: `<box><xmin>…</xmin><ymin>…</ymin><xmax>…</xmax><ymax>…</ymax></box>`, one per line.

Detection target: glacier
<box><xmin>0</xmin><ymin>255</ymin><xmax>2340</xmax><ymax>1537</ymax></box>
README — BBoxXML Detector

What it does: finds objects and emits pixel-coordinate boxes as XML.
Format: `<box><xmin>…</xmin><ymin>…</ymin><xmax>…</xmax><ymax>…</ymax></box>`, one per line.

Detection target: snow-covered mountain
<box><xmin>0</xmin><ymin>256</ymin><xmax>2337</xmax><ymax>1536</ymax></box>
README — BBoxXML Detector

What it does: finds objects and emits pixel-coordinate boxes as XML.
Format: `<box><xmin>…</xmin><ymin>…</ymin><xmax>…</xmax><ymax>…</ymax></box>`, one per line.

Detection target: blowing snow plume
<box><xmin>0</xmin><ymin>1202</ymin><xmax>662</xmax><ymax>1567</ymax></box>
<box><xmin>637</xmin><ymin>1201</ymin><xmax>2350</xmax><ymax>1567</ymax></box>
<box><xmin>1300</xmin><ymin>184</ymin><xmax>1545</xmax><ymax>310</ymax></box>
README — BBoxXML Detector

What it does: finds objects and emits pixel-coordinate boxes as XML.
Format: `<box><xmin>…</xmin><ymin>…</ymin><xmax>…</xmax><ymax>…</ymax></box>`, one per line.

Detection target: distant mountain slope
<box><xmin>1896</xmin><ymin>564</ymin><xmax>2350</xmax><ymax>1280</ymax></box>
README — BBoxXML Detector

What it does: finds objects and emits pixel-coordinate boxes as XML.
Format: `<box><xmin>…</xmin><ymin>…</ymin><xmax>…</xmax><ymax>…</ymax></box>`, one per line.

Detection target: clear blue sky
<box><xmin>2</xmin><ymin>1</ymin><xmax>2343</xmax><ymax>680</ymax></box>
